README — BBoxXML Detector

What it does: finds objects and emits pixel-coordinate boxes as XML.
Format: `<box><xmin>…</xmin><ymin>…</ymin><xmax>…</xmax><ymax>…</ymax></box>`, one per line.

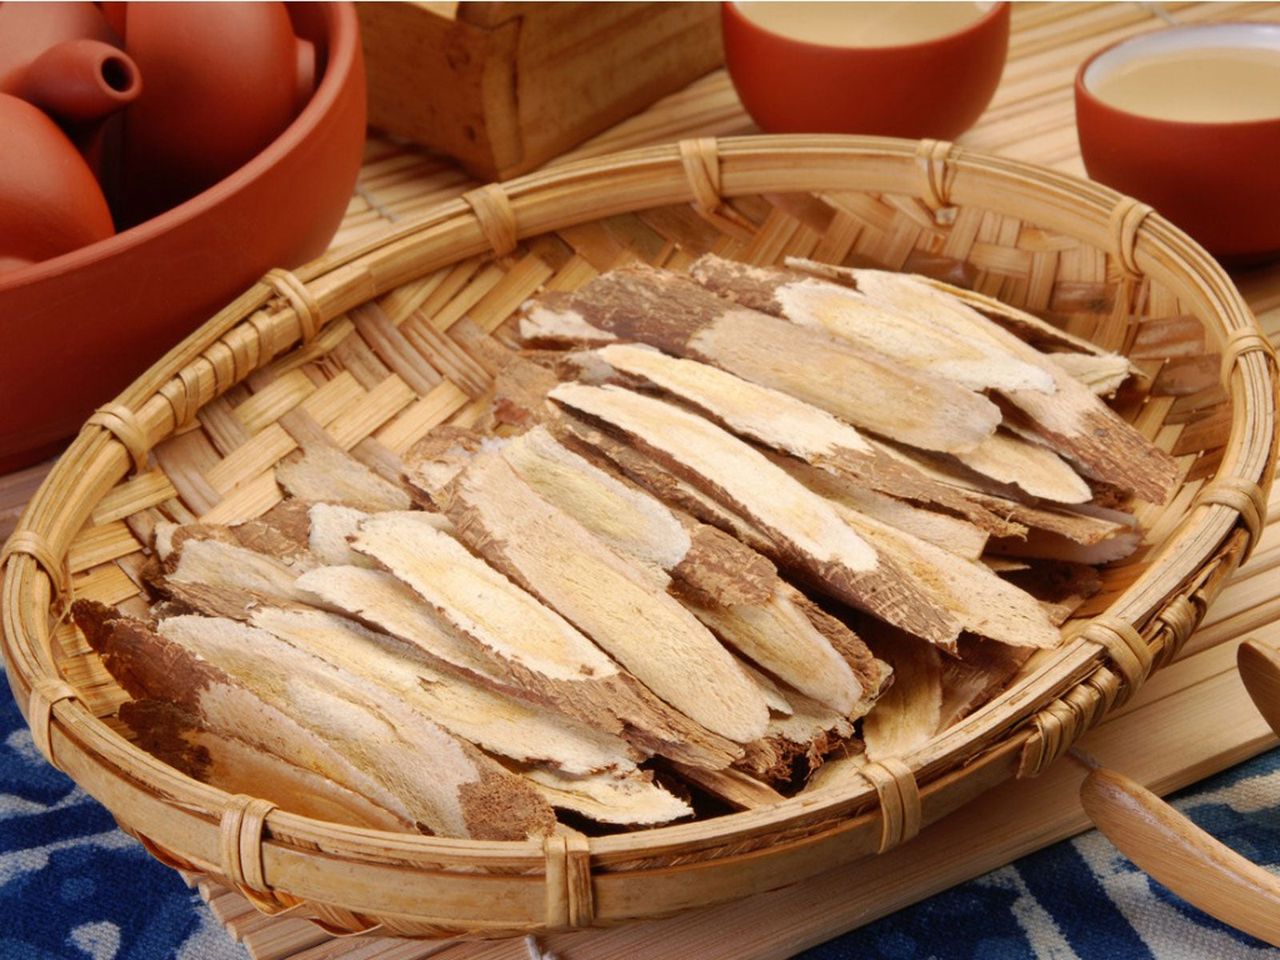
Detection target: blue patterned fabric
<box><xmin>0</xmin><ymin>673</ymin><xmax>242</xmax><ymax>960</ymax></box>
<box><xmin>1</xmin><ymin>667</ymin><xmax>1276</xmax><ymax>960</ymax></box>
<box><xmin>803</xmin><ymin>752</ymin><xmax>1280</xmax><ymax>960</ymax></box>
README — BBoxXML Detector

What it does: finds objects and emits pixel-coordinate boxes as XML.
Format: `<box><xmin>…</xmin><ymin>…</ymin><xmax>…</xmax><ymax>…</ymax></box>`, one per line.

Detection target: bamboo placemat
<box><xmin>2</xmin><ymin>3</ymin><xmax>1279</xmax><ymax>957</ymax></box>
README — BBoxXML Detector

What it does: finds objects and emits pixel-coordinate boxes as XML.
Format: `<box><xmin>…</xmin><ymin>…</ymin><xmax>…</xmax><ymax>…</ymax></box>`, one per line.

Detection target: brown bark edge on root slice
<box><xmin>689</xmin><ymin>254</ymin><xmax>1053</xmax><ymax>394</ymax></box>
<box><xmin>521</xmin><ymin>263</ymin><xmax>1001</xmax><ymax>455</ymax></box>
<box><xmin>499</xmin><ymin>425</ymin><xmax>874</xmax><ymax>714</ymax></box>
<box><xmin>584</xmin><ymin>342</ymin><xmax>1025</xmax><ymax>538</ymax></box>
<box><xmin>119</xmin><ymin>699</ymin><xmax>408</xmax><ymax>832</ymax></box>
<box><xmin>73</xmin><ymin>600</ymin><xmax>555</xmax><ymax>840</ymax></box>
<box><xmin>549</xmin><ymin>381</ymin><xmax>963</xmax><ymax>650</ymax></box>
<box><xmin>351</xmin><ymin>511</ymin><xmax>743</xmax><ymax>770</ymax></box>
<box><xmin>250</xmin><ymin>604</ymin><xmax>644</xmax><ymax>779</ymax></box>
<box><xmin>441</xmin><ymin>450</ymin><xmax>771</xmax><ymax>742</ymax></box>
<box><xmin>798</xmin><ymin>262</ymin><xmax>1178</xmax><ymax>503</ymax></box>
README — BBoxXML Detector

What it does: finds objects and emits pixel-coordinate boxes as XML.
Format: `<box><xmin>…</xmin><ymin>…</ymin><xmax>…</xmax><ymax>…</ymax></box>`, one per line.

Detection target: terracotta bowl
<box><xmin>0</xmin><ymin>2</ymin><xmax>365</xmax><ymax>472</ymax></box>
<box><xmin>721</xmin><ymin>1</ymin><xmax>1009</xmax><ymax>138</ymax></box>
<box><xmin>1076</xmin><ymin>22</ymin><xmax>1280</xmax><ymax>263</ymax></box>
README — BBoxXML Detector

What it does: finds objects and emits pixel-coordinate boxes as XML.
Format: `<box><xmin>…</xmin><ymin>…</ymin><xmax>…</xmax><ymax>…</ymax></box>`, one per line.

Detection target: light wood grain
<box><xmin>1080</xmin><ymin>636</ymin><xmax>1280</xmax><ymax>948</ymax></box>
<box><xmin>1241</xmin><ymin>637</ymin><xmax>1280</xmax><ymax>736</ymax></box>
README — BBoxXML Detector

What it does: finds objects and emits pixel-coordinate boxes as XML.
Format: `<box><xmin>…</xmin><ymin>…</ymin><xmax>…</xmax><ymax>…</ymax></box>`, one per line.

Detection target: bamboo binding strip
<box><xmin>1221</xmin><ymin>326</ymin><xmax>1278</xmax><ymax>389</ymax></box>
<box><xmin>914</xmin><ymin>138</ymin><xmax>957</xmax><ymax>219</ymax></box>
<box><xmin>26</xmin><ymin>676</ymin><xmax>80</xmax><ymax>769</ymax></box>
<box><xmin>1196</xmin><ymin>478</ymin><xmax>1268</xmax><ymax>561</ymax></box>
<box><xmin>543</xmin><ymin>831</ymin><xmax>595</xmax><ymax>930</ymax></box>
<box><xmin>86</xmin><ymin>404</ymin><xmax>150</xmax><ymax>476</ymax></box>
<box><xmin>1017</xmin><ymin>668</ymin><xmax>1121</xmax><ymax>780</ymax></box>
<box><xmin>1108</xmin><ymin>197</ymin><xmax>1154</xmax><ymax>278</ymax></box>
<box><xmin>1</xmin><ymin>135</ymin><xmax>1274</xmax><ymax>939</ymax></box>
<box><xmin>264</xmin><ymin>268</ymin><xmax>325</xmax><ymax>345</ymax></box>
<box><xmin>219</xmin><ymin>795</ymin><xmax>278</xmax><ymax>909</ymax></box>
<box><xmin>1</xmin><ymin>529</ymin><xmax>67</xmax><ymax>597</ymax></box>
<box><xmin>679</xmin><ymin>137</ymin><xmax>755</xmax><ymax>238</ymax></box>
<box><xmin>1077</xmin><ymin>618</ymin><xmax>1153</xmax><ymax>706</ymax></box>
<box><xmin>1153</xmin><ymin>594</ymin><xmax>1201</xmax><ymax>666</ymax></box>
<box><xmin>862</xmin><ymin>760</ymin><xmax>922</xmax><ymax>854</ymax></box>
<box><xmin>462</xmin><ymin>184</ymin><xmax>519</xmax><ymax>257</ymax></box>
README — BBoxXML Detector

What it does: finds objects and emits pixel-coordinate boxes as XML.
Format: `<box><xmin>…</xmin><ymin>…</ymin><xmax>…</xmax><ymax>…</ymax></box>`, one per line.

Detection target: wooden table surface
<box><xmin>4</xmin><ymin>4</ymin><xmax>1280</xmax><ymax>959</ymax></box>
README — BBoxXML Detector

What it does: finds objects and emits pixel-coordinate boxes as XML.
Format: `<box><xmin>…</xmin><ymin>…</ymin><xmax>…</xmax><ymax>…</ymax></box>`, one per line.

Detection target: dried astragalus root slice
<box><xmin>689</xmin><ymin>254</ymin><xmax>1052</xmax><ymax>394</ymax></box>
<box><xmin>351</xmin><ymin>511</ymin><xmax>742</xmax><ymax>771</ymax></box>
<box><xmin>441</xmin><ymin>450</ymin><xmax>770</xmax><ymax>742</ymax></box>
<box><xmin>861</xmin><ymin>632</ymin><xmax>944</xmax><ymax>764</ymax></box>
<box><xmin>789</xmin><ymin>261</ymin><xmax>1177</xmax><ymax>502</ymax></box>
<box><xmin>549</xmin><ymin>382</ymin><xmax>963</xmax><ymax>649</ymax></box>
<box><xmin>74</xmin><ymin>601</ymin><xmax>554</xmax><ymax>839</ymax></box>
<box><xmin>521</xmin><ymin>765</ymin><xmax>692</xmax><ymax>826</ymax></box>
<box><xmin>249</xmin><ymin>605</ymin><xmax>641</xmax><ymax>778</ymax></box>
<box><xmin>118</xmin><ymin>699</ymin><xmax>407</xmax><ymax>831</ymax></box>
<box><xmin>582</xmin><ymin>342</ymin><xmax>1022</xmax><ymax>537</ymax></box>
<box><xmin>501</xmin><ymin>427</ymin><xmax>880</xmax><ymax>714</ymax></box>
<box><xmin>276</xmin><ymin>443</ymin><xmax>412</xmax><ymax>511</ymax></box>
<box><xmin>522</xmin><ymin>264</ymin><xmax>1000</xmax><ymax>454</ymax></box>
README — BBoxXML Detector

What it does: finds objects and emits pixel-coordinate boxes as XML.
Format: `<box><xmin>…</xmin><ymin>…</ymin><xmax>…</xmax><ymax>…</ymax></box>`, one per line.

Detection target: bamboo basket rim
<box><xmin>2</xmin><ymin>134</ymin><xmax>1276</xmax><ymax>935</ymax></box>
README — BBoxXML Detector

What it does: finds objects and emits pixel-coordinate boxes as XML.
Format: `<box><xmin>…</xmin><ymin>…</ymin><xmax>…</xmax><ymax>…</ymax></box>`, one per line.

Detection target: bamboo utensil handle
<box><xmin>1240</xmin><ymin>636</ymin><xmax>1280</xmax><ymax>735</ymax></box>
<box><xmin>1080</xmin><ymin>638</ymin><xmax>1280</xmax><ymax>947</ymax></box>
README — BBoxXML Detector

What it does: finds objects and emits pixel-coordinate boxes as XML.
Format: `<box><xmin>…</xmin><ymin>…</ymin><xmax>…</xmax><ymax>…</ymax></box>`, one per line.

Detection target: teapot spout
<box><xmin>14</xmin><ymin>38</ymin><xmax>140</xmax><ymax>124</ymax></box>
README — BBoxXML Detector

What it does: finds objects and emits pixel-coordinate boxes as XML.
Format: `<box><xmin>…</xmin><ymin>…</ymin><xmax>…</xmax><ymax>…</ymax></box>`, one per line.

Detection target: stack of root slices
<box><xmin>75</xmin><ymin>256</ymin><xmax>1177</xmax><ymax>840</ymax></box>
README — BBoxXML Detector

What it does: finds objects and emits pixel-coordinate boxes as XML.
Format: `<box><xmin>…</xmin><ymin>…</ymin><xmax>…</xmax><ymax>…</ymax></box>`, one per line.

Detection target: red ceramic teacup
<box><xmin>1076</xmin><ymin>22</ymin><xmax>1280</xmax><ymax>262</ymax></box>
<box><xmin>722</xmin><ymin>1</ymin><xmax>1010</xmax><ymax>139</ymax></box>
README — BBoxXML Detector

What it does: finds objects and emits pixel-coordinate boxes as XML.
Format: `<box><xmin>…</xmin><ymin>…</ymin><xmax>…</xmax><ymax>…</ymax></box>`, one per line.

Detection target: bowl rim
<box><xmin>1075</xmin><ymin>21</ymin><xmax>1280</xmax><ymax>131</ymax></box>
<box><xmin>0</xmin><ymin>2</ymin><xmax>360</xmax><ymax>294</ymax></box>
<box><xmin>721</xmin><ymin>0</ymin><xmax>1008</xmax><ymax>56</ymax></box>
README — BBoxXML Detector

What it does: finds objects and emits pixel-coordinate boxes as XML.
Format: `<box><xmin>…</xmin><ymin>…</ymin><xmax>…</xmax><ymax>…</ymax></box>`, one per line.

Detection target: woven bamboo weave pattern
<box><xmin>1</xmin><ymin>130</ymin><xmax>1272</xmax><ymax>941</ymax></box>
<box><xmin>0</xmin><ymin>9</ymin><xmax>1277</xmax><ymax>959</ymax></box>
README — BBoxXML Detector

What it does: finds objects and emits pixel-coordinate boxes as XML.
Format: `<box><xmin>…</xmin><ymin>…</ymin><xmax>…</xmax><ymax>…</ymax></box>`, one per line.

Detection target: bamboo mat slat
<box><xmin>2</xmin><ymin>3</ymin><xmax>1279</xmax><ymax>956</ymax></box>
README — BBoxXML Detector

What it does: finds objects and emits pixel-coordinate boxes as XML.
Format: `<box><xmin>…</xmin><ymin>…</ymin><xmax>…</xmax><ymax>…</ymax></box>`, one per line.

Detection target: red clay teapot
<box><xmin>114</xmin><ymin>2</ymin><xmax>317</xmax><ymax>223</ymax></box>
<box><xmin>0</xmin><ymin>1</ymin><xmax>319</xmax><ymax>273</ymax></box>
<box><xmin>0</xmin><ymin>94</ymin><xmax>115</xmax><ymax>274</ymax></box>
<box><xmin>0</xmin><ymin>2</ymin><xmax>141</xmax><ymax>172</ymax></box>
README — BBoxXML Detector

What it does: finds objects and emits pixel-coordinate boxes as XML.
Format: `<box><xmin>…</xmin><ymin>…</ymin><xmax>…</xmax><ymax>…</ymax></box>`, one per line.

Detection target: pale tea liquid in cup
<box><xmin>1089</xmin><ymin>45</ymin><xmax>1280</xmax><ymax>123</ymax></box>
<box><xmin>734</xmin><ymin>2</ymin><xmax>989</xmax><ymax>47</ymax></box>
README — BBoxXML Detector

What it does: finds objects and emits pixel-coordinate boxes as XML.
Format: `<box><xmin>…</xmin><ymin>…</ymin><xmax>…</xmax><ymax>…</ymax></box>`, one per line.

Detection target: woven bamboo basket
<box><xmin>2</xmin><ymin>135</ymin><xmax>1276</xmax><ymax>941</ymax></box>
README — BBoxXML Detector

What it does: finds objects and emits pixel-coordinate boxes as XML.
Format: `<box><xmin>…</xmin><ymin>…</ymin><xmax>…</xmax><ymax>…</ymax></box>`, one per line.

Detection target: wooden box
<box><xmin>357</xmin><ymin>2</ymin><xmax>724</xmax><ymax>180</ymax></box>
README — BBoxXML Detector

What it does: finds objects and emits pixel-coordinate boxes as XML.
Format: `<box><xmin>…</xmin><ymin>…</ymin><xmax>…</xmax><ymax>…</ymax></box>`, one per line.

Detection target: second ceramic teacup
<box><xmin>1076</xmin><ymin>22</ymin><xmax>1280</xmax><ymax>261</ymax></box>
<box><xmin>722</xmin><ymin>1</ymin><xmax>1010</xmax><ymax>139</ymax></box>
